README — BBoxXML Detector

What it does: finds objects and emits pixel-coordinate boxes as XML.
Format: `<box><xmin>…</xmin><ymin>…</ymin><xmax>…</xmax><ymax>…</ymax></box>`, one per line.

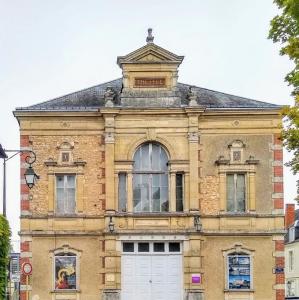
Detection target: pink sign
<box><xmin>192</xmin><ymin>274</ymin><xmax>201</xmax><ymax>284</ymax></box>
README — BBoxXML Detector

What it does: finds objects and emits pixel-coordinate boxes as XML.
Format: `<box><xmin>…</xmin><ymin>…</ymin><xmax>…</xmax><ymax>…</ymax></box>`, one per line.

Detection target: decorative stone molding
<box><xmin>105</xmin><ymin>132</ymin><xmax>115</xmax><ymax>144</ymax></box>
<box><xmin>104</xmin><ymin>86</ymin><xmax>117</xmax><ymax>107</ymax></box>
<box><xmin>146</xmin><ymin>128</ymin><xmax>157</xmax><ymax>140</ymax></box>
<box><xmin>49</xmin><ymin>244</ymin><xmax>82</xmax><ymax>256</ymax></box>
<box><xmin>188</xmin><ymin>132</ymin><xmax>199</xmax><ymax>142</ymax></box>
<box><xmin>184</xmin><ymin>290</ymin><xmax>204</xmax><ymax>300</ymax></box>
<box><xmin>102</xmin><ymin>289</ymin><xmax>120</xmax><ymax>300</ymax></box>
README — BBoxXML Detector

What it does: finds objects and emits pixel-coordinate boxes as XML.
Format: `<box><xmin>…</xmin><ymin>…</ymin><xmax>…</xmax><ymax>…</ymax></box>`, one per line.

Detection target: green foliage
<box><xmin>0</xmin><ymin>216</ymin><xmax>10</xmax><ymax>299</ymax></box>
<box><xmin>269</xmin><ymin>0</ymin><xmax>299</xmax><ymax>200</ymax></box>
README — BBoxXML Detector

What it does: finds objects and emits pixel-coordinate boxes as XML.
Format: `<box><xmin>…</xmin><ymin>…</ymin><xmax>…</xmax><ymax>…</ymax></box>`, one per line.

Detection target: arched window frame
<box><xmin>115</xmin><ymin>140</ymin><xmax>188</xmax><ymax>213</ymax></box>
<box><xmin>132</xmin><ymin>142</ymin><xmax>169</xmax><ymax>212</ymax></box>
<box><xmin>49</xmin><ymin>245</ymin><xmax>81</xmax><ymax>292</ymax></box>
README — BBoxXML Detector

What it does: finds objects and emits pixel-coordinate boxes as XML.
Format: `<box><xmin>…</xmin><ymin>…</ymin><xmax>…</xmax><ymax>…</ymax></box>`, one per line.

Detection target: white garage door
<box><xmin>121</xmin><ymin>242</ymin><xmax>183</xmax><ymax>300</ymax></box>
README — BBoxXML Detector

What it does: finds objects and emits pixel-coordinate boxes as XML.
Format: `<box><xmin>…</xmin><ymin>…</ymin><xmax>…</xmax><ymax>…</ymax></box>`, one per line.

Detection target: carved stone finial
<box><xmin>146</xmin><ymin>28</ymin><xmax>154</xmax><ymax>44</ymax></box>
<box><xmin>187</xmin><ymin>86</ymin><xmax>198</xmax><ymax>107</ymax></box>
<box><xmin>104</xmin><ymin>86</ymin><xmax>116</xmax><ymax>107</ymax></box>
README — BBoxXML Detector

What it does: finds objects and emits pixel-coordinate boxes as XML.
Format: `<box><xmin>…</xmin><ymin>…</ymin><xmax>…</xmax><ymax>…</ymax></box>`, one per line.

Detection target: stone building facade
<box><xmin>15</xmin><ymin>32</ymin><xmax>285</xmax><ymax>300</ymax></box>
<box><xmin>285</xmin><ymin>204</ymin><xmax>299</xmax><ymax>299</ymax></box>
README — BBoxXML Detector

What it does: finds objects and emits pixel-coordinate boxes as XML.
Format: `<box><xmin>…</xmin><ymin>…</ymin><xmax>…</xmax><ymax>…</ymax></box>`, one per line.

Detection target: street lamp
<box><xmin>108</xmin><ymin>216</ymin><xmax>115</xmax><ymax>233</ymax></box>
<box><xmin>0</xmin><ymin>144</ymin><xmax>39</xmax><ymax>217</ymax></box>
<box><xmin>23</xmin><ymin>153</ymin><xmax>39</xmax><ymax>189</ymax></box>
<box><xmin>194</xmin><ymin>215</ymin><xmax>202</xmax><ymax>232</ymax></box>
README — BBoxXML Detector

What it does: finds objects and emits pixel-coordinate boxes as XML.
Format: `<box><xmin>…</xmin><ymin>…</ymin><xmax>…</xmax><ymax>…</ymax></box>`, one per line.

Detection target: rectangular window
<box><xmin>56</xmin><ymin>175</ymin><xmax>76</xmax><ymax>214</ymax></box>
<box><xmin>154</xmin><ymin>243</ymin><xmax>165</xmax><ymax>252</ymax></box>
<box><xmin>118</xmin><ymin>173</ymin><xmax>127</xmax><ymax>212</ymax></box>
<box><xmin>228</xmin><ymin>254</ymin><xmax>251</xmax><ymax>290</ymax></box>
<box><xmin>55</xmin><ymin>255</ymin><xmax>76</xmax><ymax>290</ymax></box>
<box><xmin>176</xmin><ymin>174</ymin><xmax>184</xmax><ymax>212</ymax></box>
<box><xmin>227</xmin><ymin>174</ymin><xmax>246</xmax><ymax>212</ymax></box>
<box><xmin>289</xmin><ymin>227</ymin><xmax>295</xmax><ymax>242</ymax></box>
<box><xmin>138</xmin><ymin>243</ymin><xmax>150</xmax><ymax>252</ymax></box>
<box><xmin>286</xmin><ymin>279</ymin><xmax>296</xmax><ymax>297</ymax></box>
<box><xmin>289</xmin><ymin>250</ymin><xmax>294</xmax><ymax>272</ymax></box>
<box><xmin>169</xmin><ymin>242</ymin><xmax>180</xmax><ymax>252</ymax></box>
<box><xmin>123</xmin><ymin>242</ymin><xmax>134</xmax><ymax>252</ymax></box>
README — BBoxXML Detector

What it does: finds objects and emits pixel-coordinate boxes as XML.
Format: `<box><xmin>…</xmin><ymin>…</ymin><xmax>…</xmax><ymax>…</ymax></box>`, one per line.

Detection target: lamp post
<box><xmin>0</xmin><ymin>144</ymin><xmax>39</xmax><ymax>217</ymax></box>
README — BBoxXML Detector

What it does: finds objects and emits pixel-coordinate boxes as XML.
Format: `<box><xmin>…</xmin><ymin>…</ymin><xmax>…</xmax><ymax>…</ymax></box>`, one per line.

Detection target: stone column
<box><xmin>103</xmin><ymin>114</ymin><xmax>116</xmax><ymax>212</ymax></box>
<box><xmin>127</xmin><ymin>172</ymin><xmax>133</xmax><ymax>212</ymax></box>
<box><xmin>248</xmin><ymin>171</ymin><xmax>256</xmax><ymax>211</ymax></box>
<box><xmin>170</xmin><ymin>172</ymin><xmax>176</xmax><ymax>212</ymax></box>
<box><xmin>219</xmin><ymin>172</ymin><xmax>226</xmax><ymax>211</ymax></box>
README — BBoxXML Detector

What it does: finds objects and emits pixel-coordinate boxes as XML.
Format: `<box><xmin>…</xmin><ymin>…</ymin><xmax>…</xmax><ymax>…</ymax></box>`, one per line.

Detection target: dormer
<box><xmin>117</xmin><ymin>29</ymin><xmax>184</xmax><ymax>94</ymax></box>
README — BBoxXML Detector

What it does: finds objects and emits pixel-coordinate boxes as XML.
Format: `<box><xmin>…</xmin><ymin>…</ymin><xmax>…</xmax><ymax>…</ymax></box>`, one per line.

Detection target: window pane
<box><xmin>141</xmin><ymin>175</ymin><xmax>150</xmax><ymax>211</ymax></box>
<box><xmin>66</xmin><ymin>188</ymin><xmax>75</xmax><ymax>213</ymax></box>
<box><xmin>161</xmin><ymin>174</ymin><xmax>168</xmax><ymax>187</ymax></box>
<box><xmin>141</xmin><ymin>144</ymin><xmax>150</xmax><ymax>170</ymax></box>
<box><xmin>123</xmin><ymin>243</ymin><xmax>134</xmax><ymax>252</ymax></box>
<box><xmin>152</xmin><ymin>144</ymin><xmax>160</xmax><ymax>170</ymax></box>
<box><xmin>55</xmin><ymin>256</ymin><xmax>76</xmax><ymax>289</ymax></box>
<box><xmin>118</xmin><ymin>173</ymin><xmax>127</xmax><ymax>212</ymax></box>
<box><xmin>56</xmin><ymin>176</ymin><xmax>64</xmax><ymax>188</ymax></box>
<box><xmin>236</xmin><ymin>174</ymin><xmax>245</xmax><ymax>212</ymax></box>
<box><xmin>133</xmin><ymin>174</ymin><xmax>141</xmax><ymax>211</ymax></box>
<box><xmin>56</xmin><ymin>175</ymin><xmax>76</xmax><ymax>214</ymax></box>
<box><xmin>161</xmin><ymin>187</ymin><xmax>169</xmax><ymax>212</ymax></box>
<box><xmin>169</xmin><ymin>242</ymin><xmax>180</xmax><ymax>252</ymax></box>
<box><xmin>226</xmin><ymin>174</ymin><xmax>234</xmax><ymax>212</ymax></box>
<box><xmin>160</xmin><ymin>148</ymin><xmax>168</xmax><ymax>171</ymax></box>
<box><xmin>152</xmin><ymin>187</ymin><xmax>160</xmax><ymax>200</ymax></box>
<box><xmin>152</xmin><ymin>179</ymin><xmax>161</xmax><ymax>212</ymax></box>
<box><xmin>56</xmin><ymin>188</ymin><xmax>64</xmax><ymax>213</ymax></box>
<box><xmin>154</xmin><ymin>243</ymin><xmax>165</xmax><ymax>252</ymax></box>
<box><xmin>134</xmin><ymin>148</ymin><xmax>141</xmax><ymax>170</ymax></box>
<box><xmin>67</xmin><ymin>175</ymin><xmax>75</xmax><ymax>188</ymax></box>
<box><xmin>176</xmin><ymin>174</ymin><xmax>183</xmax><ymax>212</ymax></box>
<box><xmin>138</xmin><ymin>243</ymin><xmax>149</xmax><ymax>252</ymax></box>
<box><xmin>228</xmin><ymin>255</ymin><xmax>250</xmax><ymax>290</ymax></box>
<box><xmin>153</xmin><ymin>174</ymin><xmax>160</xmax><ymax>187</ymax></box>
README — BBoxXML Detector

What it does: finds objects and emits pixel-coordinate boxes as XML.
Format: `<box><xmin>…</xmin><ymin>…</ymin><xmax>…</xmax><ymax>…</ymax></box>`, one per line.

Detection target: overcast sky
<box><xmin>0</xmin><ymin>0</ymin><xmax>298</xmax><ymax>250</ymax></box>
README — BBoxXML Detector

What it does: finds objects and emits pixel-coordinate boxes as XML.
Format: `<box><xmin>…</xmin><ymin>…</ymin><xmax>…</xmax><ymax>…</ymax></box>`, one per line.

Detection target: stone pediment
<box><xmin>117</xmin><ymin>43</ymin><xmax>184</xmax><ymax>66</ymax></box>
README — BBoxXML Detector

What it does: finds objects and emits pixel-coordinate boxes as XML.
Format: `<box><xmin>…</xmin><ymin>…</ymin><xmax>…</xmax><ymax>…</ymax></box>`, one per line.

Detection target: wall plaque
<box><xmin>192</xmin><ymin>274</ymin><xmax>201</xmax><ymax>284</ymax></box>
<box><xmin>134</xmin><ymin>77</ymin><xmax>166</xmax><ymax>88</ymax></box>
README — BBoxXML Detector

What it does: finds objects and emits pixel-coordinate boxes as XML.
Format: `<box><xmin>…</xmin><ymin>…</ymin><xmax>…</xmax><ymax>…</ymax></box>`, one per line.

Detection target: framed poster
<box><xmin>228</xmin><ymin>255</ymin><xmax>251</xmax><ymax>289</ymax></box>
<box><xmin>55</xmin><ymin>256</ymin><xmax>76</xmax><ymax>290</ymax></box>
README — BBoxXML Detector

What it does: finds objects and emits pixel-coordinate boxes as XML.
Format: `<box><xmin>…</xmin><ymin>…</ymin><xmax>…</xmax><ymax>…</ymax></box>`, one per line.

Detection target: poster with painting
<box><xmin>55</xmin><ymin>256</ymin><xmax>76</xmax><ymax>289</ymax></box>
<box><xmin>228</xmin><ymin>255</ymin><xmax>250</xmax><ymax>289</ymax></box>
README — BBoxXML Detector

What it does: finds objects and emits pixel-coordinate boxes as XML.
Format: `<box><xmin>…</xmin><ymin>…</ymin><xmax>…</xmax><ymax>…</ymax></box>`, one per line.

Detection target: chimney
<box><xmin>285</xmin><ymin>204</ymin><xmax>295</xmax><ymax>229</ymax></box>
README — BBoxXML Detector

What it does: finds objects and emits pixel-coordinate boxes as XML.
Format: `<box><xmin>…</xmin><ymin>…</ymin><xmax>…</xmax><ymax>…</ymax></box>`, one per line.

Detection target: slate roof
<box><xmin>15</xmin><ymin>78</ymin><xmax>281</xmax><ymax>111</ymax></box>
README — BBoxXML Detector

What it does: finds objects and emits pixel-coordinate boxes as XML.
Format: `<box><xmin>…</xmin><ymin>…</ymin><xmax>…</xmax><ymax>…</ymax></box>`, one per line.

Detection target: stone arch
<box><xmin>127</xmin><ymin>136</ymin><xmax>176</xmax><ymax>161</ymax></box>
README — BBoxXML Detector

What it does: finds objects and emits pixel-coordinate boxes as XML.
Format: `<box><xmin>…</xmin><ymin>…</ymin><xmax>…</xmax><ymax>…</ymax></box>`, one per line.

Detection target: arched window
<box><xmin>133</xmin><ymin>142</ymin><xmax>169</xmax><ymax>212</ymax></box>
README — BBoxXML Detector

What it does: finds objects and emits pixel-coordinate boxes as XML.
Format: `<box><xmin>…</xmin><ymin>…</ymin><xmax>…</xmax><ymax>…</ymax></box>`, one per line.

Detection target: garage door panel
<box><xmin>121</xmin><ymin>243</ymin><xmax>182</xmax><ymax>300</ymax></box>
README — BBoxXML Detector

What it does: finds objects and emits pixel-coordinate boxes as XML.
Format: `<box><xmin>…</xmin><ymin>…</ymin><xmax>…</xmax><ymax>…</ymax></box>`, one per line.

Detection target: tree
<box><xmin>269</xmin><ymin>0</ymin><xmax>299</xmax><ymax>201</ymax></box>
<box><xmin>0</xmin><ymin>215</ymin><xmax>10</xmax><ymax>299</ymax></box>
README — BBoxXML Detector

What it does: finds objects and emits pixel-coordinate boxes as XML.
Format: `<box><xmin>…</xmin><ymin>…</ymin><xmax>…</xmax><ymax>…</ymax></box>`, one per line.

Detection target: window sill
<box><xmin>51</xmin><ymin>289</ymin><xmax>81</xmax><ymax>293</ymax></box>
<box><xmin>219</xmin><ymin>211</ymin><xmax>257</xmax><ymax>217</ymax></box>
<box><xmin>224</xmin><ymin>289</ymin><xmax>254</xmax><ymax>293</ymax></box>
<box><xmin>114</xmin><ymin>212</ymin><xmax>192</xmax><ymax>217</ymax></box>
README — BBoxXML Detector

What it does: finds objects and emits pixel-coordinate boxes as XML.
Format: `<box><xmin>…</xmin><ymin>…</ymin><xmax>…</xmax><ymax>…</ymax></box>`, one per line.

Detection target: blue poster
<box><xmin>228</xmin><ymin>256</ymin><xmax>250</xmax><ymax>289</ymax></box>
